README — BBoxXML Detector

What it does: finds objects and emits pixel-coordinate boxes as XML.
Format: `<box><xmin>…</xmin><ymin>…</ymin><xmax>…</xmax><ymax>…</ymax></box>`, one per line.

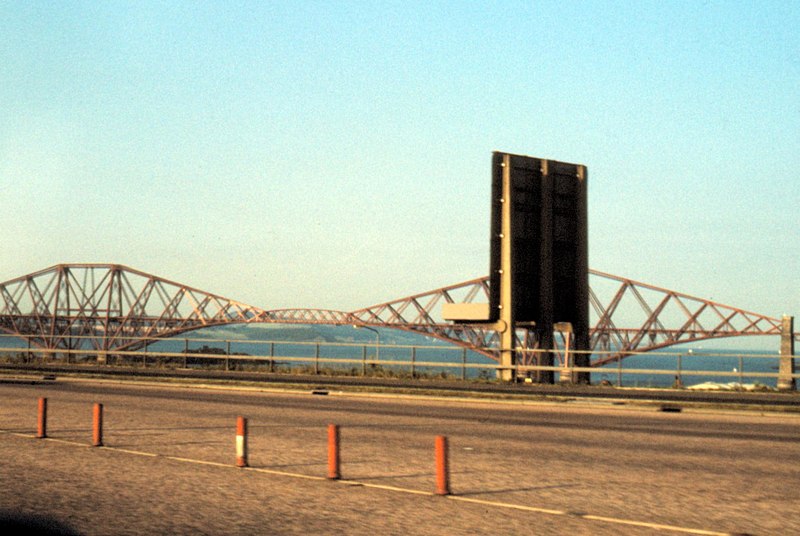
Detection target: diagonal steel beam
<box><xmin>0</xmin><ymin>265</ymin><xmax>786</xmax><ymax>367</ymax></box>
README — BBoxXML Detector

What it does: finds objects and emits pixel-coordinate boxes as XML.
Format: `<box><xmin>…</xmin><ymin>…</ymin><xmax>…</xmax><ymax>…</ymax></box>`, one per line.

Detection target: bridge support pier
<box><xmin>496</xmin><ymin>320</ymin><xmax>515</xmax><ymax>382</ymax></box>
<box><xmin>777</xmin><ymin>315</ymin><xmax>795</xmax><ymax>392</ymax></box>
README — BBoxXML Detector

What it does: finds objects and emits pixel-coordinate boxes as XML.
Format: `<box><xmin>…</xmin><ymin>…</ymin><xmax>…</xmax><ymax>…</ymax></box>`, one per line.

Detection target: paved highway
<box><xmin>3</xmin><ymin>363</ymin><xmax>800</xmax><ymax>408</ymax></box>
<box><xmin>1</xmin><ymin>379</ymin><xmax>798</xmax><ymax>535</ymax></box>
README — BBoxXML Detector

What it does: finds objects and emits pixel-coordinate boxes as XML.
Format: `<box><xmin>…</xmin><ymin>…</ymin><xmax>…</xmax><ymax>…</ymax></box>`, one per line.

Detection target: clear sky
<box><xmin>1</xmin><ymin>1</ymin><xmax>798</xmax><ymax>323</ymax></box>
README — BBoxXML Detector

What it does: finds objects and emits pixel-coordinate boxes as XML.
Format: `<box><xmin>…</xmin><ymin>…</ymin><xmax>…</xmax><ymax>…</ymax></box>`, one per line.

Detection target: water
<box><xmin>142</xmin><ymin>335</ymin><xmax>497</xmax><ymax>379</ymax></box>
<box><xmin>148</xmin><ymin>340</ymin><xmax>789</xmax><ymax>387</ymax></box>
<box><xmin>595</xmin><ymin>349</ymin><xmax>780</xmax><ymax>388</ymax></box>
<box><xmin>0</xmin><ymin>327</ymin><xmax>786</xmax><ymax>386</ymax></box>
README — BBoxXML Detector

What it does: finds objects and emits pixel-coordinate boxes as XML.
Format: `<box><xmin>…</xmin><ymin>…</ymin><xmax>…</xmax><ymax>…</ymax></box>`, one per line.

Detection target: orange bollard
<box><xmin>327</xmin><ymin>424</ymin><xmax>340</xmax><ymax>480</ymax></box>
<box><xmin>92</xmin><ymin>403</ymin><xmax>103</xmax><ymax>447</ymax></box>
<box><xmin>37</xmin><ymin>397</ymin><xmax>47</xmax><ymax>439</ymax></box>
<box><xmin>236</xmin><ymin>416</ymin><xmax>248</xmax><ymax>468</ymax></box>
<box><xmin>435</xmin><ymin>435</ymin><xmax>450</xmax><ymax>495</ymax></box>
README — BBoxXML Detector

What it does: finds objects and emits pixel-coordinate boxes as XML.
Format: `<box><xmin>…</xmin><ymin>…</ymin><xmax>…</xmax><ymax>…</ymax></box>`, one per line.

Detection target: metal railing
<box><xmin>0</xmin><ymin>334</ymin><xmax>495</xmax><ymax>381</ymax></box>
<box><xmin>0</xmin><ymin>334</ymin><xmax>795</xmax><ymax>388</ymax></box>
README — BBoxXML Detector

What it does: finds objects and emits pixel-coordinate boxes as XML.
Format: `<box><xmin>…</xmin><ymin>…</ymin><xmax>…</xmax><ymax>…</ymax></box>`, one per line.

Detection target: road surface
<box><xmin>0</xmin><ymin>379</ymin><xmax>798</xmax><ymax>535</ymax></box>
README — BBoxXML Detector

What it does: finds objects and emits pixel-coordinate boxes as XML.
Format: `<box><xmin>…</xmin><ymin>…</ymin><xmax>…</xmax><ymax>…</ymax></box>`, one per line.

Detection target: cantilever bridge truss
<box><xmin>0</xmin><ymin>264</ymin><xmax>788</xmax><ymax>366</ymax></box>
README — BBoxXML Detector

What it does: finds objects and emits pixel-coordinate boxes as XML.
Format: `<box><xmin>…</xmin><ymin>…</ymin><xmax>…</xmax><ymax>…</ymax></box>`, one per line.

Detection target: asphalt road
<box><xmin>3</xmin><ymin>363</ymin><xmax>800</xmax><ymax>407</ymax></box>
<box><xmin>1</xmin><ymin>379</ymin><xmax>798</xmax><ymax>535</ymax></box>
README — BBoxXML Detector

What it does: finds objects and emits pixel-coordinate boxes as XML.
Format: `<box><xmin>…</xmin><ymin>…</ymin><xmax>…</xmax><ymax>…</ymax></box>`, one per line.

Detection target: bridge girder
<box><xmin>0</xmin><ymin>264</ymin><xmax>788</xmax><ymax>365</ymax></box>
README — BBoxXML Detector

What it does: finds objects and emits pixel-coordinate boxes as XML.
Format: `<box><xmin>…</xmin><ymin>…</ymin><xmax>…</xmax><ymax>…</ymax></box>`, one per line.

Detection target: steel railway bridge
<box><xmin>0</xmin><ymin>264</ymin><xmax>791</xmax><ymax>370</ymax></box>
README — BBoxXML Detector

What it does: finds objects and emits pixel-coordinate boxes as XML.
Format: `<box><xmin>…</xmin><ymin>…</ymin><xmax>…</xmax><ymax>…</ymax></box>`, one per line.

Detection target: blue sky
<box><xmin>1</xmin><ymin>1</ymin><xmax>798</xmax><ymax>327</ymax></box>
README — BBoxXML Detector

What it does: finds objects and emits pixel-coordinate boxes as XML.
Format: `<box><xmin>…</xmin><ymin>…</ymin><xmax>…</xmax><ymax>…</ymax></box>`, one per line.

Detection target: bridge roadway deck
<box><xmin>0</xmin><ymin>379</ymin><xmax>799</xmax><ymax>535</ymax></box>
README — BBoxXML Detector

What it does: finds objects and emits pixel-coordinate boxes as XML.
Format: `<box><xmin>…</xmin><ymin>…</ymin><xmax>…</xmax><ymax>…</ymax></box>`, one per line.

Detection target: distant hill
<box><xmin>174</xmin><ymin>323</ymin><xmax>447</xmax><ymax>346</ymax></box>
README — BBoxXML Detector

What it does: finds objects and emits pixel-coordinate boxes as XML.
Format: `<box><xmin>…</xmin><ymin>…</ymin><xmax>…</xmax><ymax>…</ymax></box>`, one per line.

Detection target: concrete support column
<box><xmin>777</xmin><ymin>315</ymin><xmax>796</xmax><ymax>391</ymax></box>
<box><xmin>573</xmin><ymin>164</ymin><xmax>591</xmax><ymax>385</ymax></box>
<box><xmin>556</xmin><ymin>323</ymin><xmax>574</xmax><ymax>384</ymax></box>
<box><xmin>537</xmin><ymin>159</ymin><xmax>555</xmax><ymax>385</ymax></box>
<box><xmin>497</xmin><ymin>153</ymin><xmax>516</xmax><ymax>382</ymax></box>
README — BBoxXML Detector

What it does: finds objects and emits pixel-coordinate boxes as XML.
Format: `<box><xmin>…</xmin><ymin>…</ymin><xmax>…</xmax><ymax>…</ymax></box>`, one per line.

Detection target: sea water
<box><xmin>594</xmin><ymin>349</ymin><xmax>780</xmax><ymax>388</ymax></box>
<box><xmin>0</xmin><ymin>327</ymin><xmax>785</xmax><ymax>387</ymax></box>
